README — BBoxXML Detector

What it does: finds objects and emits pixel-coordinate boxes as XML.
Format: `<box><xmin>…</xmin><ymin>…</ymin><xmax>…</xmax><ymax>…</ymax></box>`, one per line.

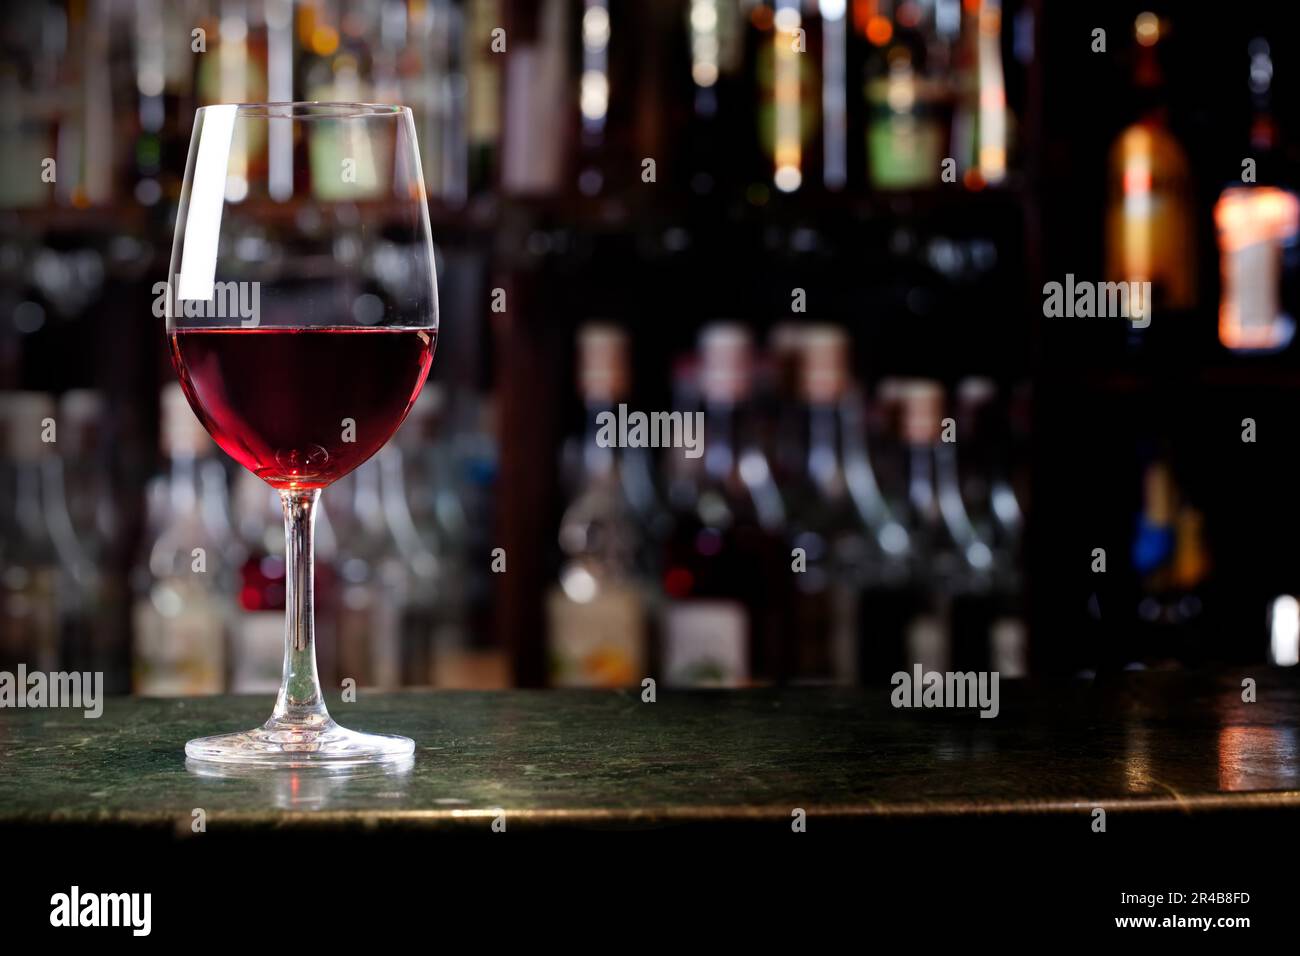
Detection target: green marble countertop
<box><xmin>2</xmin><ymin>670</ymin><xmax>1299</xmax><ymax>831</ymax></box>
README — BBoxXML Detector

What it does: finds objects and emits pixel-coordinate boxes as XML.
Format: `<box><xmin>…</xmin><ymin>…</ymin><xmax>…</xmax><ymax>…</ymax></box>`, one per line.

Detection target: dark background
<box><xmin>1</xmin><ymin>0</ymin><xmax>1298</xmax><ymax>684</ymax></box>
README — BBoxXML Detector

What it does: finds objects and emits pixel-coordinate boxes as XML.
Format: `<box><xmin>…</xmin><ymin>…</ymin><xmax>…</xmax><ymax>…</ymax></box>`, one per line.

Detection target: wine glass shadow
<box><xmin>185</xmin><ymin>754</ymin><xmax>414</xmax><ymax>811</ymax></box>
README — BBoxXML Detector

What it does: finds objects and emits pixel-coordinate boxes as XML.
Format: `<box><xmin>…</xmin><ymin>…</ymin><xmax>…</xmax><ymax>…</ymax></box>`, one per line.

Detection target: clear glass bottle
<box><xmin>382</xmin><ymin>385</ymin><xmax>470</xmax><ymax>687</ymax></box>
<box><xmin>547</xmin><ymin>325</ymin><xmax>648</xmax><ymax>688</ymax></box>
<box><xmin>947</xmin><ymin>377</ymin><xmax>1027</xmax><ymax>676</ymax></box>
<box><xmin>784</xmin><ymin>326</ymin><xmax>869</xmax><ymax>683</ymax></box>
<box><xmin>44</xmin><ymin>389</ymin><xmax>129</xmax><ymax>688</ymax></box>
<box><xmin>661</xmin><ymin>324</ymin><xmax>786</xmax><ymax>686</ymax></box>
<box><xmin>131</xmin><ymin>386</ymin><xmax>233</xmax><ymax>695</ymax></box>
<box><xmin>330</xmin><ymin>459</ymin><xmax>407</xmax><ymax>690</ymax></box>
<box><xmin>863</xmin><ymin>380</ymin><xmax>968</xmax><ymax>677</ymax></box>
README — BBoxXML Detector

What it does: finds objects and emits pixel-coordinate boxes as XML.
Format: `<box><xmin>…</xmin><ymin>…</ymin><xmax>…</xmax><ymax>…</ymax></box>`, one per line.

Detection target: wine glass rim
<box><xmin>196</xmin><ymin>101</ymin><xmax>411</xmax><ymax>119</ymax></box>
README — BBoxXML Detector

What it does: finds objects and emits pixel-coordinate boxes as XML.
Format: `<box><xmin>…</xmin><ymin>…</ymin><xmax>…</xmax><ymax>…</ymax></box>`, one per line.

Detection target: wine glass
<box><xmin>167</xmin><ymin>103</ymin><xmax>437</xmax><ymax>767</ymax></box>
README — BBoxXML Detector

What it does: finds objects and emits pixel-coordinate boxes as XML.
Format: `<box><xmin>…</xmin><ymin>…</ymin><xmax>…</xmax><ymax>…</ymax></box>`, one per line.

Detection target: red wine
<box><xmin>170</xmin><ymin>326</ymin><xmax>435</xmax><ymax>489</ymax></box>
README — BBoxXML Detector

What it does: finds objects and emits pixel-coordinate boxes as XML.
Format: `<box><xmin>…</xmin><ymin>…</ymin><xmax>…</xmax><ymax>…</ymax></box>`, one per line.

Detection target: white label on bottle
<box><xmin>231</xmin><ymin>611</ymin><xmax>284</xmax><ymax>694</ymax></box>
<box><xmin>132</xmin><ymin>597</ymin><xmax>225</xmax><ymax>696</ymax></box>
<box><xmin>906</xmin><ymin>614</ymin><xmax>949</xmax><ymax>674</ymax></box>
<box><xmin>991</xmin><ymin>617</ymin><xmax>1028</xmax><ymax>678</ymax></box>
<box><xmin>547</xmin><ymin>585</ymin><xmax>645</xmax><ymax>688</ymax></box>
<box><xmin>1229</xmin><ymin>238</ymin><xmax>1280</xmax><ymax>334</ymax></box>
<box><xmin>663</xmin><ymin>601</ymin><xmax>748</xmax><ymax>688</ymax></box>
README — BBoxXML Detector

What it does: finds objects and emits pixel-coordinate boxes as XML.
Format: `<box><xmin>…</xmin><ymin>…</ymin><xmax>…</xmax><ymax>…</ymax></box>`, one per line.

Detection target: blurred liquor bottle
<box><xmin>764</xmin><ymin>323</ymin><xmax>809</xmax><ymax>495</ymax></box>
<box><xmin>784</xmin><ymin>326</ymin><xmax>868</xmax><ymax>684</ymax></box>
<box><xmin>547</xmin><ymin>325</ymin><xmax>648</xmax><ymax>688</ymax></box>
<box><xmin>500</xmin><ymin>0</ymin><xmax>569</xmax><ymax>196</ymax></box>
<box><xmin>44</xmin><ymin>390</ymin><xmax>129</xmax><ymax>689</ymax></box>
<box><xmin>576</xmin><ymin>0</ymin><xmax>611</xmax><ymax>197</ymax></box>
<box><xmin>684</xmin><ymin>0</ymin><xmax>744</xmax><ymax>195</ymax></box>
<box><xmin>331</xmin><ymin>459</ymin><xmax>407</xmax><ymax>690</ymax></box>
<box><xmin>819</xmin><ymin>0</ymin><xmax>850</xmax><ymax>190</ymax></box>
<box><xmin>0</xmin><ymin>393</ymin><xmax>61</xmax><ymax>673</ymax></box>
<box><xmin>131</xmin><ymin>386</ymin><xmax>232</xmax><ymax>695</ymax></box>
<box><xmin>660</xmin><ymin>324</ymin><xmax>786</xmax><ymax>687</ymax></box>
<box><xmin>0</xmin><ymin>3</ymin><xmax>60</xmax><ymax>209</ymax></box>
<box><xmin>195</xmin><ymin>3</ymin><xmax>269</xmax><ymax>202</ymax></box>
<box><xmin>1214</xmin><ymin>38</ymin><xmax>1299</xmax><ymax>353</ymax></box>
<box><xmin>405</xmin><ymin>0</ymin><xmax>470</xmax><ymax>204</ymax></box>
<box><xmin>443</xmin><ymin>387</ymin><xmax>504</xmax><ymax>682</ymax></box>
<box><xmin>743</xmin><ymin>1</ymin><xmax>819</xmax><ymax>196</ymax></box>
<box><xmin>54</xmin><ymin>0</ymin><xmax>114</xmax><ymax>208</ymax></box>
<box><xmin>860</xmin><ymin>380</ymin><xmax>963</xmax><ymax>678</ymax></box>
<box><xmin>1128</xmin><ymin>453</ymin><xmax>1210</xmax><ymax>666</ymax></box>
<box><xmin>950</xmin><ymin>0</ymin><xmax>1009</xmax><ymax>188</ymax></box>
<box><xmin>863</xmin><ymin>0</ymin><xmax>945</xmax><ymax>190</ymax></box>
<box><xmin>1105</xmin><ymin>12</ymin><xmax>1195</xmax><ymax>323</ymax></box>
<box><xmin>842</xmin><ymin>378</ymin><xmax>913</xmax><ymax>683</ymax></box>
<box><xmin>381</xmin><ymin>386</ymin><xmax>471</xmax><ymax>686</ymax></box>
<box><xmin>663</xmin><ymin>353</ymin><xmax>704</xmax><ymax>515</ymax></box>
<box><xmin>130</xmin><ymin>0</ymin><xmax>197</xmax><ymax>208</ymax></box>
<box><xmin>466</xmin><ymin>0</ymin><xmax>505</xmax><ymax>196</ymax></box>
<box><xmin>561</xmin><ymin>341</ymin><xmax>670</xmax><ymax>580</ymax></box>
<box><xmin>299</xmin><ymin>3</ymin><xmax>384</xmax><ymax>200</ymax></box>
<box><xmin>947</xmin><ymin>378</ymin><xmax>1026</xmax><ymax>676</ymax></box>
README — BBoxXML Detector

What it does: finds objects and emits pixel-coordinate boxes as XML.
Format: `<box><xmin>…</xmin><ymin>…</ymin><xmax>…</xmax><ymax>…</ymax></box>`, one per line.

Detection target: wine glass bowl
<box><xmin>168</xmin><ymin>103</ymin><xmax>437</xmax><ymax>767</ymax></box>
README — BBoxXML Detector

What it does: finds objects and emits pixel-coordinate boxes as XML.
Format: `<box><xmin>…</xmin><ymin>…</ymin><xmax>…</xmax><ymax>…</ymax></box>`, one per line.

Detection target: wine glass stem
<box><xmin>270</xmin><ymin>488</ymin><xmax>331</xmax><ymax>729</ymax></box>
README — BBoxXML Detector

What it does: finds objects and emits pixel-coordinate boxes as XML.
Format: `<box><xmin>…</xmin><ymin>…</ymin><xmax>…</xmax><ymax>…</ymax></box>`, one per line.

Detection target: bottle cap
<box><xmin>876</xmin><ymin>376</ymin><xmax>907</xmax><ymax>407</ymax></box>
<box><xmin>0</xmin><ymin>392</ymin><xmax>56</xmax><ymax>460</ymax></box>
<box><xmin>577</xmin><ymin>323</ymin><xmax>629</xmax><ymax>403</ymax></box>
<box><xmin>59</xmin><ymin>389</ymin><xmax>105</xmax><ymax>455</ymax></box>
<box><xmin>800</xmin><ymin>324</ymin><xmax>850</xmax><ymax>403</ymax></box>
<box><xmin>160</xmin><ymin>384</ymin><xmax>212</xmax><ymax>456</ymax></box>
<box><xmin>768</xmin><ymin>322</ymin><xmax>807</xmax><ymax>356</ymax></box>
<box><xmin>957</xmin><ymin>376</ymin><xmax>996</xmax><ymax>407</ymax></box>
<box><xmin>60</xmin><ymin>388</ymin><xmax>104</xmax><ymax>425</ymax></box>
<box><xmin>699</xmin><ymin>322</ymin><xmax>753</xmax><ymax>403</ymax></box>
<box><xmin>897</xmin><ymin>379</ymin><xmax>946</xmax><ymax>445</ymax></box>
<box><xmin>768</xmin><ymin>322</ymin><xmax>806</xmax><ymax>394</ymax></box>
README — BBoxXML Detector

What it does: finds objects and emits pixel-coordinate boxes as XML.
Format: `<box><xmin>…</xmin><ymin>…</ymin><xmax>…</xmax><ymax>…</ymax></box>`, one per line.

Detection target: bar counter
<box><xmin>2</xmin><ymin>668</ymin><xmax>1298</xmax><ymax>834</ymax></box>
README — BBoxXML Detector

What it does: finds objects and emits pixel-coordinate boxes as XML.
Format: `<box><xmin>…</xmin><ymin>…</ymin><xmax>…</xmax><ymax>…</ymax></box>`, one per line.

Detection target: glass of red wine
<box><xmin>168</xmin><ymin>103</ymin><xmax>436</xmax><ymax>767</ymax></box>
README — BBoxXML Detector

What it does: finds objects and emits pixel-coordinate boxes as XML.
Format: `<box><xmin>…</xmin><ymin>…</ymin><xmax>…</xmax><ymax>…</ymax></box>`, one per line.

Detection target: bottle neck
<box><xmin>703</xmin><ymin>400</ymin><xmax>738</xmax><ymax>483</ymax></box>
<box><xmin>353</xmin><ymin>458</ymin><xmax>386</xmax><ymax>531</ymax></box>
<box><xmin>582</xmin><ymin>400</ymin><xmax>619</xmax><ymax>483</ymax></box>
<box><xmin>907</xmin><ymin>442</ymin><xmax>937</xmax><ymax>519</ymax></box>
<box><xmin>1132</xmin><ymin>43</ymin><xmax>1167</xmax><ymax>120</ymax></box>
<box><xmin>168</xmin><ymin>452</ymin><xmax>201</xmax><ymax>513</ymax></box>
<box><xmin>10</xmin><ymin>459</ymin><xmax>48</xmax><ymax>545</ymax></box>
<box><xmin>807</xmin><ymin>401</ymin><xmax>844</xmax><ymax>496</ymax></box>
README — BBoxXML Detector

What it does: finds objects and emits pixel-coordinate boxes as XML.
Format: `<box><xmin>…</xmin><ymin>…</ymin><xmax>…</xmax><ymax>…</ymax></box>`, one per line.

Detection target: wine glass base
<box><xmin>185</xmin><ymin>718</ymin><xmax>414</xmax><ymax>769</ymax></box>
